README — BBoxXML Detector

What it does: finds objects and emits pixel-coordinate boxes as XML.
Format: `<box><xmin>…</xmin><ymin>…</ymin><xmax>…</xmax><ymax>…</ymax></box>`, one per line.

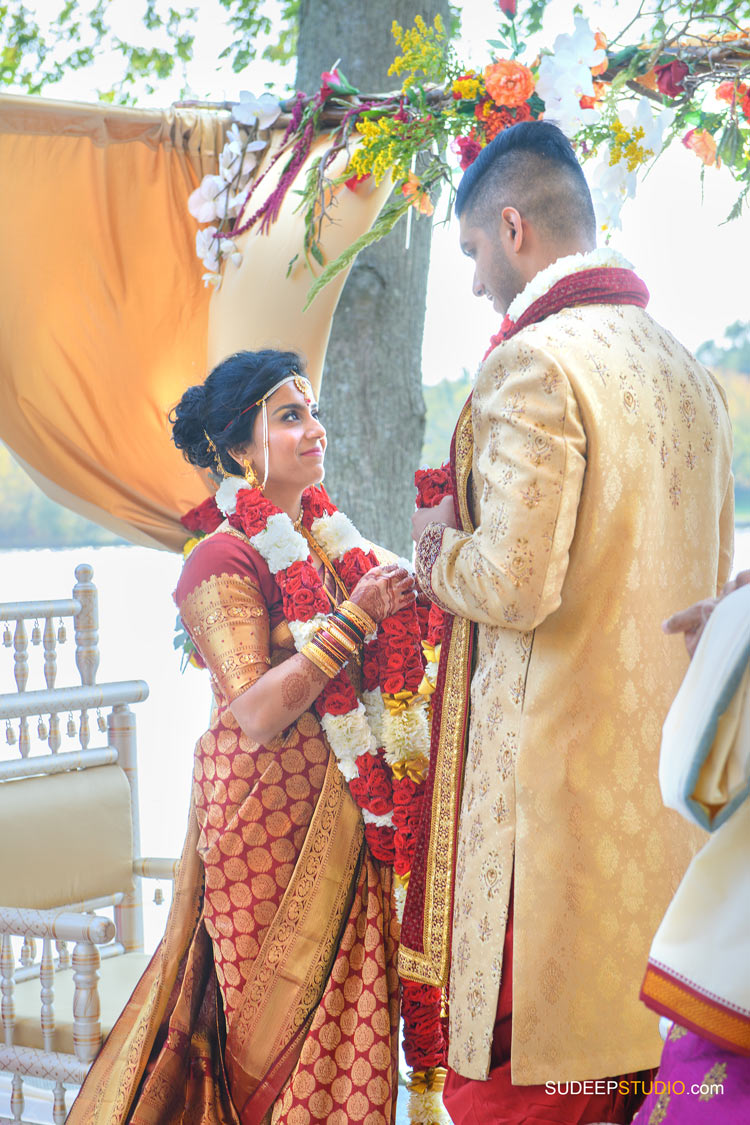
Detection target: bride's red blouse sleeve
<box><xmin>174</xmin><ymin>530</ymin><xmax>284</xmax><ymax>704</ymax></box>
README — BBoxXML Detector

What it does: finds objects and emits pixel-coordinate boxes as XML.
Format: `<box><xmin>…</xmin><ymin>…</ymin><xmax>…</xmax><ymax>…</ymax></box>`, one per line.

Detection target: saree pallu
<box><xmin>68</xmin><ymin>529</ymin><xmax>400</xmax><ymax>1124</ymax></box>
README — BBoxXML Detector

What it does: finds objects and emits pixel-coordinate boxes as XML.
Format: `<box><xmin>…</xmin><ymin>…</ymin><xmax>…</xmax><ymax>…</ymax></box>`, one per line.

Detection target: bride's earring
<box><xmin>244</xmin><ymin>461</ymin><xmax>259</xmax><ymax>488</ymax></box>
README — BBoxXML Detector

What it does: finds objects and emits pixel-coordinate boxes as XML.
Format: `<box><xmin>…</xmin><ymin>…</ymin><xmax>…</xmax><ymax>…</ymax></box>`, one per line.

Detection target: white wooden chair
<box><xmin>0</xmin><ymin>565</ymin><xmax>179</xmax><ymax>1124</ymax></box>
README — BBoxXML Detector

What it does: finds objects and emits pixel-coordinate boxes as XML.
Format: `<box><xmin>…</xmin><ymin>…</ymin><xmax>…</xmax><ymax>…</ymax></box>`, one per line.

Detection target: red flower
<box><xmin>497</xmin><ymin>0</ymin><xmax>517</xmax><ymax>16</ymax></box>
<box><xmin>302</xmin><ymin>484</ymin><xmax>336</xmax><ymax>523</ymax></box>
<box><xmin>402</xmin><ymin>981</ymin><xmax>447</xmax><ymax>1068</ymax></box>
<box><xmin>365</xmin><ymin>824</ymin><xmax>395</xmax><ymax>863</ymax></box>
<box><xmin>655</xmin><ymin>59</ymin><xmax>689</xmax><ymax>98</ymax></box>
<box><xmin>427</xmin><ymin>604</ymin><xmax>446</xmax><ymax>645</ymax></box>
<box><xmin>338</xmin><ymin>547</ymin><xmax>376</xmax><ymax>588</ymax></box>
<box><xmin>742</xmin><ymin>92</ymin><xmax>750</xmax><ymax>124</ymax></box>
<box><xmin>362</xmin><ymin>649</ymin><xmax>380</xmax><ymax>692</ymax></box>
<box><xmin>415</xmin><ymin>466</ymin><xmax>452</xmax><ymax>509</ymax></box>
<box><xmin>393</xmin><ymin>777</ymin><xmax>418</xmax><ymax>805</ymax></box>
<box><xmin>317</xmin><ymin>676</ymin><xmax>357</xmax><ymax>716</ymax></box>
<box><xmin>454</xmin><ymin>134</ymin><xmax>482</xmax><ymax>170</ymax></box>
<box><xmin>233</xmin><ymin>490</ymin><xmax>279</xmax><ymax>537</ymax></box>
<box><xmin>382</xmin><ymin>673</ymin><xmax>406</xmax><ymax>694</ymax></box>
<box><xmin>281</xmin><ymin>560</ymin><xmax>329</xmax><ymax>621</ymax></box>
<box><xmin>380</xmin><ymin>615</ymin><xmax>409</xmax><ymax>639</ymax></box>
<box><xmin>345</xmin><ymin>172</ymin><xmax>368</xmax><ymax>192</ymax></box>
<box><xmin>180</xmin><ymin>495</ymin><xmax>223</xmax><ymax>534</ymax></box>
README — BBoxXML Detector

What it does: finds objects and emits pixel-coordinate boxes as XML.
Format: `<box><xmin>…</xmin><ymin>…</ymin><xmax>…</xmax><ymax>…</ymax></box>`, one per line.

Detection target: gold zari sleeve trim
<box><xmin>180</xmin><ymin>572</ymin><xmax>271</xmax><ymax>703</ymax></box>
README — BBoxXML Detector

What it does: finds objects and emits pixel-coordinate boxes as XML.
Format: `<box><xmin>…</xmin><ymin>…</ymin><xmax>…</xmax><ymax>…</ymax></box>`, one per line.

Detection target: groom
<box><xmin>403</xmin><ymin>121</ymin><xmax>734</xmax><ymax>1123</ymax></box>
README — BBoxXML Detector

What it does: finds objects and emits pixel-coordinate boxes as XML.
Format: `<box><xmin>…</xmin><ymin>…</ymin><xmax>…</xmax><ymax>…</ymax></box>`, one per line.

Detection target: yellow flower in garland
<box><xmin>452</xmin><ymin>71</ymin><xmax>484</xmax><ymax>101</ymax></box>
<box><xmin>389</xmin><ymin>14</ymin><xmax>447</xmax><ymax>92</ymax></box>
<box><xmin>609</xmin><ymin>120</ymin><xmax>654</xmax><ymax>171</ymax></box>
<box><xmin>348</xmin><ymin>116</ymin><xmax>411</xmax><ymax>185</ymax></box>
<box><xmin>182</xmin><ymin>535</ymin><xmax>201</xmax><ymax>558</ymax></box>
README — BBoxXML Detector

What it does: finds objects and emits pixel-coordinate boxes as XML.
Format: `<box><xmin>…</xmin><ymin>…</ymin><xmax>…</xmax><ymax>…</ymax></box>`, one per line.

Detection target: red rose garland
<box><xmin>180</xmin><ymin>478</ymin><xmax>448</xmax><ymax>1072</ymax></box>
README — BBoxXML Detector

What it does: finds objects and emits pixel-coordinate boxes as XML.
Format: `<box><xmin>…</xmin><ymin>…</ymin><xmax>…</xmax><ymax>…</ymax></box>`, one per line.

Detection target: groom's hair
<box><xmin>455</xmin><ymin>121</ymin><xmax>596</xmax><ymax>243</ymax></box>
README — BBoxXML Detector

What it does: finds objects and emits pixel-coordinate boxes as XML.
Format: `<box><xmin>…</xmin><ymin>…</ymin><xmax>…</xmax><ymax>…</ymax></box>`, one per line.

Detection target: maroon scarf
<box><xmin>400</xmin><ymin>265</ymin><xmax>650</xmax><ymax>998</ymax></box>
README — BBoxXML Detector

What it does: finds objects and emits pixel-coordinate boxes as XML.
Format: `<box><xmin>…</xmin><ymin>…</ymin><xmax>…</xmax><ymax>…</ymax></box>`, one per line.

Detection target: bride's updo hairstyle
<box><xmin>171</xmin><ymin>349</ymin><xmax>306</xmax><ymax>476</ymax></box>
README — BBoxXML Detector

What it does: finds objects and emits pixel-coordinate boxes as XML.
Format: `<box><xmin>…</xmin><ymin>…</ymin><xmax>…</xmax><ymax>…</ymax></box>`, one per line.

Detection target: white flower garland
<box><xmin>505</xmin><ymin>247</ymin><xmax>633</xmax><ymax>325</ymax></box>
<box><xmin>219</xmin><ymin>483</ymin><xmax>427</xmax><ymax>830</ymax></box>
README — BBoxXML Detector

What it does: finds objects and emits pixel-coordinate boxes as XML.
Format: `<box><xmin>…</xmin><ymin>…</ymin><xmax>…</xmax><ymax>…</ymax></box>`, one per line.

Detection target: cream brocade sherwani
<box><xmin>416</xmin><ymin>302</ymin><xmax>734</xmax><ymax>1085</ymax></box>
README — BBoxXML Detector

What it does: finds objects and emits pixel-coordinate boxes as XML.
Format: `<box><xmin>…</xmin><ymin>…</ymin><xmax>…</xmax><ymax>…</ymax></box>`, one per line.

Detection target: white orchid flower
<box><xmin>196</xmin><ymin>226</ymin><xmax>220</xmax><ymax>271</ymax></box>
<box><xmin>202</xmin><ymin>271</ymin><xmax>222</xmax><ymax>289</ymax></box>
<box><xmin>232</xmin><ymin>90</ymin><xmax>281</xmax><ymax>130</ymax></box>
<box><xmin>187</xmin><ymin>174</ymin><xmax>225</xmax><ymax>223</ymax></box>
<box><xmin>219</xmin><ymin>238</ymin><xmax>243</xmax><ymax>269</ymax></box>
<box><xmin>552</xmin><ymin>16</ymin><xmax>606</xmax><ymax>72</ymax></box>
<box><xmin>620</xmin><ymin>96</ymin><xmax>675</xmax><ymax>157</ymax></box>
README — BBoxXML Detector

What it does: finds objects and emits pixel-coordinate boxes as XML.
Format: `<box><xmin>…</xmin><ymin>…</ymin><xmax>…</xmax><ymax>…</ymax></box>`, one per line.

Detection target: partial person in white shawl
<box><xmin>632</xmin><ymin>571</ymin><xmax>750</xmax><ymax>1123</ymax></box>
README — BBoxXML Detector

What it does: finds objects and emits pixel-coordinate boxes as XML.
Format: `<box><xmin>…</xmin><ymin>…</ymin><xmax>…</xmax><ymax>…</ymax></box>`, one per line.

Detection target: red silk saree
<box><xmin>67</xmin><ymin>526</ymin><xmax>400</xmax><ymax>1125</ymax></box>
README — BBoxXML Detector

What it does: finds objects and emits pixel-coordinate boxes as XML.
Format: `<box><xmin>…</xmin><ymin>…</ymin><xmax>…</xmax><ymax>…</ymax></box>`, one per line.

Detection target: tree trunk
<box><xmin>296</xmin><ymin>0</ymin><xmax>451</xmax><ymax>557</ymax></box>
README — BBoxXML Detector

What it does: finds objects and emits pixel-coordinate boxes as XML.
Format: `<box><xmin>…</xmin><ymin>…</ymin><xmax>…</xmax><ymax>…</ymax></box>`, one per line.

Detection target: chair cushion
<box><xmin>0</xmin><ymin>764</ymin><xmax>133</xmax><ymax>908</ymax></box>
<box><xmin>12</xmin><ymin>951</ymin><xmax>152</xmax><ymax>1054</ymax></box>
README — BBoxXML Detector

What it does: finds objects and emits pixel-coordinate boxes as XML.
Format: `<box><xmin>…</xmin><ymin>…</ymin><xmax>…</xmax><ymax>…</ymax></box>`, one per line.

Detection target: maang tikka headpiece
<box><xmin>210</xmin><ymin>370</ymin><xmax>315</xmax><ymax>491</ymax></box>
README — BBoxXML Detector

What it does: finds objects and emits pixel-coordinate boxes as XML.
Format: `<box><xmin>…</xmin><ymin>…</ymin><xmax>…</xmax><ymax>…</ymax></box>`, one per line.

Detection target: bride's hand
<box><xmin>349</xmin><ymin>564</ymin><xmax>416</xmax><ymax>624</ymax></box>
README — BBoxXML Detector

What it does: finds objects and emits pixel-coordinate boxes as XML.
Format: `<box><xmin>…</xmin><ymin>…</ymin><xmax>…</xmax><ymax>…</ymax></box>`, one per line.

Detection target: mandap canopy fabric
<box><xmin>0</xmin><ymin>94</ymin><xmax>390</xmax><ymax>551</ymax></box>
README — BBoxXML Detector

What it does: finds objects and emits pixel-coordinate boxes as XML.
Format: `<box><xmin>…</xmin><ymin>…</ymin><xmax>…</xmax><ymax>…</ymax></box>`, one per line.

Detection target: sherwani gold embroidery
<box><xmin>418</xmin><ymin>303</ymin><xmax>734</xmax><ymax>1085</ymax></box>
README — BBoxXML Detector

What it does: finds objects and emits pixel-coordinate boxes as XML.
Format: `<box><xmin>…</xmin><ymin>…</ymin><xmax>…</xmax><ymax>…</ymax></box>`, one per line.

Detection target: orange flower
<box><xmin>716</xmin><ymin>80</ymin><xmax>748</xmax><ymax>103</ymax></box>
<box><xmin>401</xmin><ymin>173</ymin><xmax>434</xmax><ymax>216</ymax></box>
<box><xmin>635</xmin><ymin>69</ymin><xmax>659</xmax><ymax>92</ymax></box>
<box><xmin>484</xmin><ymin>60</ymin><xmax>535</xmax><ymax>108</ymax></box>
<box><xmin>580</xmin><ymin>81</ymin><xmax>607</xmax><ymax>110</ymax></box>
<box><xmin>682</xmin><ymin>128</ymin><xmax>720</xmax><ymax>167</ymax></box>
<box><xmin>591</xmin><ymin>31</ymin><xmax>608</xmax><ymax>76</ymax></box>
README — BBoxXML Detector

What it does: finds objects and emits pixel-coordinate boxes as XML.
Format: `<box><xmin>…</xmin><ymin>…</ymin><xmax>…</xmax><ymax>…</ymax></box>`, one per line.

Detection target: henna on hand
<box><xmin>281</xmin><ymin>670</ymin><xmax>309</xmax><ymax>710</ymax></box>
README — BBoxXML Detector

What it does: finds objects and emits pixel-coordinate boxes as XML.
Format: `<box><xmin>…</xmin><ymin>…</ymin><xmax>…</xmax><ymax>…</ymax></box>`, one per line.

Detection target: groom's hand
<box><xmin>411</xmin><ymin>494</ymin><xmax>457</xmax><ymax>544</ymax></box>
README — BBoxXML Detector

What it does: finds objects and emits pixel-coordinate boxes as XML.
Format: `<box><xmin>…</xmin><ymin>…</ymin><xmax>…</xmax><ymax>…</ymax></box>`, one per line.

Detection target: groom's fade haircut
<box><xmin>455</xmin><ymin>121</ymin><xmax>596</xmax><ymax>243</ymax></box>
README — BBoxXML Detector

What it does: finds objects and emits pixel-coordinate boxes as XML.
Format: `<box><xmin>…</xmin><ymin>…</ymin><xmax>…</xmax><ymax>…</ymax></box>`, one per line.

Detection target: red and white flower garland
<box><xmin>180</xmin><ymin>475</ymin><xmax>451</xmax><ymax>1091</ymax></box>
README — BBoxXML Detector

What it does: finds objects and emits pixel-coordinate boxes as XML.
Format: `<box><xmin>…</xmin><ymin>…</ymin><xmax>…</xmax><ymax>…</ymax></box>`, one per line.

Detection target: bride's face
<box><xmin>240</xmin><ymin>382</ymin><xmax>326</xmax><ymax>493</ymax></box>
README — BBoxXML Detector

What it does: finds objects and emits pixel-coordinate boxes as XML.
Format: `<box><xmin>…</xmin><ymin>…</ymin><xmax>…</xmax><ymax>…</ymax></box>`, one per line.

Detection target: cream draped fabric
<box><xmin>417</xmin><ymin>302</ymin><xmax>734</xmax><ymax>1084</ymax></box>
<box><xmin>0</xmin><ymin>94</ymin><xmax>391</xmax><ymax>550</ymax></box>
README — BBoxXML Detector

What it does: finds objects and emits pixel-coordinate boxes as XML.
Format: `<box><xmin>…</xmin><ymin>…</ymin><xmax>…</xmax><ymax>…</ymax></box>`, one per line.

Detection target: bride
<box><xmin>69</xmin><ymin>349</ymin><xmax>417</xmax><ymax>1125</ymax></box>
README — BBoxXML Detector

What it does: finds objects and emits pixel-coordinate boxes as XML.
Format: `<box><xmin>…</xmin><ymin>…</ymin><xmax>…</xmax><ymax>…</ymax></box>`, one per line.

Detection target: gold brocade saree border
<box><xmin>226</xmin><ymin>751</ymin><xmax>364</xmax><ymax>1114</ymax></box>
<box><xmin>399</xmin><ymin>397</ymin><xmax>475</xmax><ymax>987</ymax></box>
<box><xmin>67</xmin><ymin>804</ymin><xmax>206</xmax><ymax>1125</ymax></box>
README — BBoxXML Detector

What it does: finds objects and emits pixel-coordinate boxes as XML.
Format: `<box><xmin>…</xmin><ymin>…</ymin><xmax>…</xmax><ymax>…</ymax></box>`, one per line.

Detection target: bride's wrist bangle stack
<box><xmin>336</xmin><ymin>600</ymin><xmax>376</xmax><ymax>640</ymax></box>
<box><xmin>301</xmin><ymin>602</ymin><xmax>377</xmax><ymax>679</ymax></box>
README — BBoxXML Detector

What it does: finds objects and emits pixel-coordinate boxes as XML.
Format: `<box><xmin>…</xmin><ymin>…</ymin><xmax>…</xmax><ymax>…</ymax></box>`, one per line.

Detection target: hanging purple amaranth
<box><xmin>227</xmin><ymin>91</ymin><xmax>319</xmax><ymax>241</ymax></box>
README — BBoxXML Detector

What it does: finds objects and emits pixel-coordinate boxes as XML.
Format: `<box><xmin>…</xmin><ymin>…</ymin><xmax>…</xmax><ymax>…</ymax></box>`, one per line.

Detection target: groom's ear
<box><xmin>500</xmin><ymin>206</ymin><xmax>524</xmax><ymax>254</ymax></box>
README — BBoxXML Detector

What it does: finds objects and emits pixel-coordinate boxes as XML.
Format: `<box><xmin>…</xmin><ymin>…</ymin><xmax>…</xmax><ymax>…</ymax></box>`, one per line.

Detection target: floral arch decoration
<box><xmin>188</xmin><ymin>3</ymin><xmax>750</xmax><ymax>306</ymax></box>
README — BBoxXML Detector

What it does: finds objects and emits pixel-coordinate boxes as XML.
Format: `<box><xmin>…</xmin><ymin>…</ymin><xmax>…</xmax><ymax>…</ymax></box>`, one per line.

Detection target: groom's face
<box><xmin>459</xmin><ymin>210</ymin><xmax>524</xmax><ymax>316</ymax></box>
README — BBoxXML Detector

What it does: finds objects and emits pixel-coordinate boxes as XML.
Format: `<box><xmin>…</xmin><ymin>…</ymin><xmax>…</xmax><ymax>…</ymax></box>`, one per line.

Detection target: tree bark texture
<box><xmin>296</xmin><ymin>0</ymin><xmax>451</xmax><ymax>557</ymax></box>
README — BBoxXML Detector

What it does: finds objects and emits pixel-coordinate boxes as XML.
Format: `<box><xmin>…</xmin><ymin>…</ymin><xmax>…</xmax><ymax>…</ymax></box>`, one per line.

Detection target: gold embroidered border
<box><xmin>180</xmin><ymin>572</ymin><xmax>270</xmax><ymax>703</ymax></box>
<box><xmin>399</xmin><ymin>398</ymin><xmax>475</xmax><ymax>987</ymax></box>
<box><xmin>67</xmin><ymin>806</ymin><xmax>206</xmax><ymax>1124</ymax></box>
<box><xmin>226</xmin><ymin>751</ymin><xmax>364</xmax><ymax>1107</ymax></box>
<box><xmin>642</xmin><ymin>965</ymin><xmax>750</xmax><ymax>1055</ymax></box>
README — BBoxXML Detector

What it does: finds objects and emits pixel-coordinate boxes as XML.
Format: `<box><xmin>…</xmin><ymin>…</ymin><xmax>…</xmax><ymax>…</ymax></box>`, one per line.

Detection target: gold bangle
<box><xmin>339</xmin><ymin>600</ymin><xmax>376</xmax><ymax>637</ymax></box>
<box><xmin>326</xmin><ymin>620</ymin><xmax>360</xmax><ymax>656</ymax></box>
<box><xmin>301</xmin><ymin>641</ymin><xmax>340</xmax><ymax>679</ymax></box>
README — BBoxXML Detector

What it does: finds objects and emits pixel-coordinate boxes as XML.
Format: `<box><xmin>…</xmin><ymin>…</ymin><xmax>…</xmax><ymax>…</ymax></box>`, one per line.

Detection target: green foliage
<box><xmin>0</xmin><ymin>0</ymin><xmax>296</xmax><ymax>104</ymax></box>
<box><xmin>421</xmin><ymin>370</ymin><xmax>473</xmax><ymax>468</ymax></box>
<box><xmin>0</xmin><ymin>444</ymin><xmax>123</xmax><ymax>548</ymax></box>
<box><xmin>217</xmin><ymin>0</ymin><xmax>298</xmax><ymax>74</ymax></box>
<box><xmin>697</xmin><ymin>321</ymin><xmax>750</xmax><ymax>373</ymax></box>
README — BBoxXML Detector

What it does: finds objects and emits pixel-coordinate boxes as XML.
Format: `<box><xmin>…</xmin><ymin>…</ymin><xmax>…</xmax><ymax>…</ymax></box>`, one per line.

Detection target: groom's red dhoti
<box><xmin>443</xmin><ymin>897</ymin><xmax>654</xmax><ymax>1125</ymax></box>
